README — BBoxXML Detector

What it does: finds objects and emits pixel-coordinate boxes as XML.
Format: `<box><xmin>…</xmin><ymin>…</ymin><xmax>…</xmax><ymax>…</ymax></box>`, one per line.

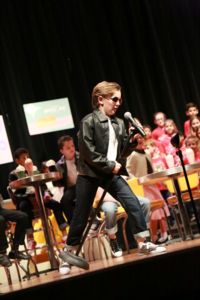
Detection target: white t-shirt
<box><xmin>106</xmin><ymin>118</ymin><xmax>118</xmax><ymax>161</ymax></box>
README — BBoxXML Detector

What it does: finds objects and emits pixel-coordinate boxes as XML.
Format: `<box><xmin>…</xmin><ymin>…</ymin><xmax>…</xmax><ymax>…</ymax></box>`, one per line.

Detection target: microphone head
<box><xmin>124</xmin><ymin>112</ymin><xmax>146</xmax><ymax>137</ymax></box>
<box><xmin>124</xmin><ymin>112</ymin><xmax>132</xmax><ymax>120</ymax></box>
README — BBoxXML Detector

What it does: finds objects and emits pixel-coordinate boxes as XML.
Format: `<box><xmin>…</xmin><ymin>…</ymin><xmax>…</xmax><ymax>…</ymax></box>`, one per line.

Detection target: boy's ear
<box><xmin>98</xmin><ymin>96</ymin><xmax>104</xmax><ymax>106</ymax></box>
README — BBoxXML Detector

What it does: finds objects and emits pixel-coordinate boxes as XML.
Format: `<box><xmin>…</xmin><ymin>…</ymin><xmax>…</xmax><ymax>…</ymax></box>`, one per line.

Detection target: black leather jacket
<box><xmin>78</xmin><ymin>109</ymin><xmax>134</xmax><ymax>178</ymax></box>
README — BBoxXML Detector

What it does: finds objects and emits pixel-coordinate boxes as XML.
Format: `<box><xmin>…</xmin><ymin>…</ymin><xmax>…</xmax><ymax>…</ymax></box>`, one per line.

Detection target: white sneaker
<box><xmin>59</xmin><ymin>261</ymin><xmax>71</xmax><ymax>275</ymax></box>
<box><xmin>157</xmin><ymin>235</ymin><xmax>168</xmax><ymax>244</ymax></box>
<box><xmin>151</xmin><ymin>246</ymin><xmax>166</xmax><ymax>254</ymax></box>
<box><xmin>138</xmin><ymin>242</ymin><xmax>166</xmax><ymax>254</ymax></box>
<box><xmin>110</xmin><ymin>239</ymin><xmax>123</xmax><ymax>258</ymax></box>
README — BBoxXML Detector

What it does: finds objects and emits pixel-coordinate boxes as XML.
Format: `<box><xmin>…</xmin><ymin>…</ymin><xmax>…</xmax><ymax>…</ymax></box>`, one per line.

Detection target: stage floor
<box><xmin>1</xmin><ymin>236</ymin><xmax>200</xmax><ymax>299</ymax></box>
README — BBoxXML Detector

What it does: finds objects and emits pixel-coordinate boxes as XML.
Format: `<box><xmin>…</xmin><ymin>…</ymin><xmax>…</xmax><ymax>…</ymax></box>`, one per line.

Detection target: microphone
<box><xmin>124</xmin><ymin>112</ymin><xmax>146</xmax><ymax>137</ymax></box>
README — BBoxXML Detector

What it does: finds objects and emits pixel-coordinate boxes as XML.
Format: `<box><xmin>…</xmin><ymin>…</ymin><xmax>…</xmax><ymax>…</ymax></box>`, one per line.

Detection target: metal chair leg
<box><xmin>3</xmin><ymin>267</ymin><xmax>12</xmax><ymax>285</ymax></box>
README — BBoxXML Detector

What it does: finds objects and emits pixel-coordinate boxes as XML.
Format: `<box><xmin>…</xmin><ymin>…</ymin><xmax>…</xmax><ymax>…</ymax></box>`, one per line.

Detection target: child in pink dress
<box><xmin>143</xmin><ymin>124</ymin><xmax>165</xmax><ymax>154</ymax></box>
<box><xmin>127</xmin><ymin>136</ymin><xmax>170</xmax><ymax>244</ymax></box>
<box><xmin>151</xmin><ymin>112</ymin><xmax>167</xmax><ymax>141</ymax></box>
<box><xmin>158</xmin><ymin>119</ymin><xmax>181</xmax><ymax>166</ymax></box>
<box><xmin>144</xmin><ymin>140</ymin><xmax>170</xmax><ymax>243</ymax></box>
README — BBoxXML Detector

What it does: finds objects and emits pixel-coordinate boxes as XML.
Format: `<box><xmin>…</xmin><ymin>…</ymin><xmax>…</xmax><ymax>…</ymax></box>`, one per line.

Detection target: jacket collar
<box><xmin>57</xmin><ymin>152</ymin><xmax>79</xmax><ymax>164</ymax></box>
<box><xmin>93</xmin><ymin>109</ymin><xmax>118</xmax><ymax>124</ymax></box>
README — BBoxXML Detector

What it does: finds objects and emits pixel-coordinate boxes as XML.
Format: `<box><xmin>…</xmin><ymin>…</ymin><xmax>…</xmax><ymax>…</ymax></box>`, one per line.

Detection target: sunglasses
<box><xmin>108</xmin><ymin>96</ymin><xmax>122</xmax><ymax>105</ymax></box>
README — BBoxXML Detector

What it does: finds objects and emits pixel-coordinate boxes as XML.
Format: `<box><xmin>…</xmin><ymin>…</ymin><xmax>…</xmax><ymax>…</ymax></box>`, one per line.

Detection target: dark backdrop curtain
<box><xmin>0</xmin><ymin>0</ymin><xmax>200</xmax><ymax>198</ymax></box>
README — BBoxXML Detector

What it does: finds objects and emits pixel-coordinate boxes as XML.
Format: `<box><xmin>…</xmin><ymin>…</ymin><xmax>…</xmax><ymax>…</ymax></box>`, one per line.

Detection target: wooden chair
<box><xmin>6</xmin><ymin>221</ymin><xmax>39</xmax><ymax>281</ymax></box>
<box><xmin>164</xmin><ymin>173</ymin><xmax>200</xmax><ymax>236</ymax></box>
<box><xmin>0</xmin><ymin>221</ymin><xmax>39</xmax><ymax>286</ymax></box>
<box><xmin>165</xmin><ymin>173</ymin><xmax>200</xmax><ymax>203</ymax></box>
<box><xmin>100</xmin><ymin>207</ymin><xmax>129</xmax><ymax>253</ymax></box>
<box><xmin>6</xmin><ymin>186</ymin><xmax>59</xmax><ymax>273</ymax></box>
<box><xmin>82</xmin><ymin>190</ymin><xmax>130</xmax><ymax>262</ymax></box>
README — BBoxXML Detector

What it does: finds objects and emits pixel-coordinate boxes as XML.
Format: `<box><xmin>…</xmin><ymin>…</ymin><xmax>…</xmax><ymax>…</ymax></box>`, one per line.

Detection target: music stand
<box><xmin>171</xmin><ymin>133</ymin><xmax>200</xmax><ymax>233</ymax></box>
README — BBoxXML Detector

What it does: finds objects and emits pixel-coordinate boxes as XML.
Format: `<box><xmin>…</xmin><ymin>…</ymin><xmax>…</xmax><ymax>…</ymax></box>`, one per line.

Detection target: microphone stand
<box><xmin>171</xmin><ymin>134</ymin><xmax>200</xmax><ymax>234</ymax></box>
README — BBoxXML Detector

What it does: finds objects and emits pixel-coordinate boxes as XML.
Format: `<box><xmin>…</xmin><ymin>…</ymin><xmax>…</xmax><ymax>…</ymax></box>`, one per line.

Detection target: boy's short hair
<box><xmin>185</xmin><ymin>102</ymin><xmax>199</xmax><ymax>111</ymax></box>
<box><xmin>57</xmin><ymin>135</ymin><xmax>73</xmax><ymax>150</ymax></box>
<box><xmin>91</xmin><ymin>81</ymin><xmax>121</xmax><ymax>109</ymax></box>
<box><xmin>14</xmin><ymin>148</ymin><xmax>29</xmax><ymax>159</ymax></box>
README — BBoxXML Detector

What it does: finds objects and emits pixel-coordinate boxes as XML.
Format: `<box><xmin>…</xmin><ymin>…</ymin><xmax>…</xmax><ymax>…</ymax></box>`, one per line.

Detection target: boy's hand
<box><xmin>112</xmin><ymin>162</ymin><xmax>122</xmax><ymax>174</ymax></box>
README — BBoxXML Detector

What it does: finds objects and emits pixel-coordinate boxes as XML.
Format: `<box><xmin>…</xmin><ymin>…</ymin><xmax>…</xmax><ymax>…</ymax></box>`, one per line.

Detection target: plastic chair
<box><xmin>127</xmin><ymin>177</ymin><xmax>145</xmax><ymax>197</ymax></box>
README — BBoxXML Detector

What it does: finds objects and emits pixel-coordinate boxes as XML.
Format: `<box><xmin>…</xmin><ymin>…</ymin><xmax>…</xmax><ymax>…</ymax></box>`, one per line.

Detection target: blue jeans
<box><xmin>101</xmin><ymin>196</ymin><xmax>150</xmax><ymax>235</ymax></box>
<box><xmin>138</xmin><ymin>196</ymin><xmax>150</xmax><ymax>224</ymax></box>
<box><xmin>67</xmin><ymin>175</ymin><xmax>149</xmax><ymax>246</ymax></box>
<box><xmin>101</xmin><ymin>201</ymin><xmax>118</xmax><ymax>235</ymax></box>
